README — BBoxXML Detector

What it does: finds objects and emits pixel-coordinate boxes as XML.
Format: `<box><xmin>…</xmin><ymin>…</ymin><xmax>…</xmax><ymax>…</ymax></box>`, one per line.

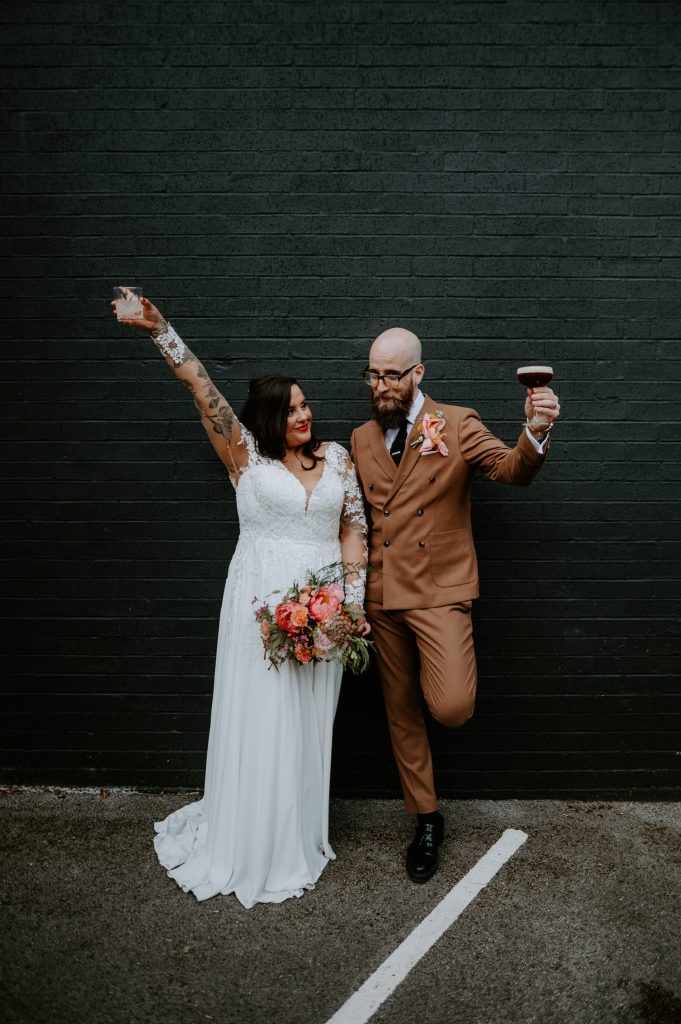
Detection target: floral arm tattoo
<box><xmin>150</xmin><ymin>319</ymin><xmax>238</xmax><ymax>446</ymax></box>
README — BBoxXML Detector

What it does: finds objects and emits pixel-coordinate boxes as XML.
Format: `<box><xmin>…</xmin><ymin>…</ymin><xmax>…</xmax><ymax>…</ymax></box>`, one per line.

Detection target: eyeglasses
<box><xmin>362</xmin><ymin>364</ymin><xmax>419</xmax><ymax>388</ymax></box>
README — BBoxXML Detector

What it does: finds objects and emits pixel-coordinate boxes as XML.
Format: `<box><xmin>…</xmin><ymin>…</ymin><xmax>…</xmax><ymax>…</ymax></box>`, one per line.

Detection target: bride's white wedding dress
<box><xmin>153</xmin><ymin>424</ymin><xmax>367</xmax><ymax>909</ymax></box>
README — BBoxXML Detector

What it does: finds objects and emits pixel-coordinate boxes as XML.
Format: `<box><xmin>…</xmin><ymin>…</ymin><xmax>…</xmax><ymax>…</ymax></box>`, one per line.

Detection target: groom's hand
<box><xmin>524</xmin><ymin>385</ymin><xmax>560</xmax><ymax>424</ymax></box>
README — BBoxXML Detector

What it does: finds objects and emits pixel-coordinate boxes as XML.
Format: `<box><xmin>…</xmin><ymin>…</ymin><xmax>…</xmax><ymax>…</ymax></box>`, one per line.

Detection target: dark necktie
<box><xmin>389</xmin><ymin>421</ymin><xmax>409</xmax><ymax>466</ymax></box>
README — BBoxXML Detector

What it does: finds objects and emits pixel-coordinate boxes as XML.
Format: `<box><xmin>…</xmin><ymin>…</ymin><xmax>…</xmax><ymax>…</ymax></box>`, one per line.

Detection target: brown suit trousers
<box><xmin>367</xmin><ymin>600</ymin><xmax>476</xmax><ymax>813</ymax></box>
<box><xmin>351</xmin><ymin>395</ymin><xmax>548</xmax><ymax>812</ymax></box>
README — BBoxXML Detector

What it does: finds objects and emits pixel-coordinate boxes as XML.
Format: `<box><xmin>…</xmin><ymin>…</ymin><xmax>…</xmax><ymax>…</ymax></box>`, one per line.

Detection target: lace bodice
<box><xmin>230</xmin><ymin>427</ymin><xmax>367</xmax><ymax>605</ymax></box>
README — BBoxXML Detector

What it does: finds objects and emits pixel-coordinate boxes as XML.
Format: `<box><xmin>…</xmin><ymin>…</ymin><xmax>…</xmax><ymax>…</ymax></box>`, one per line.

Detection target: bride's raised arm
<box><xmin>112</xmin><ymin>296</ymin><xmax>248</xmax><ymax>478</ymax></box>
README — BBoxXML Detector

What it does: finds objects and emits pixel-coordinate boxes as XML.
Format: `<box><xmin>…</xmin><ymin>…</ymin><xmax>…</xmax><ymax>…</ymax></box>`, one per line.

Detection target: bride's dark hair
<box><xmin>240</xmin><ymin>374</ymin><xmax>324</xmax><ymax>469</ymax></box>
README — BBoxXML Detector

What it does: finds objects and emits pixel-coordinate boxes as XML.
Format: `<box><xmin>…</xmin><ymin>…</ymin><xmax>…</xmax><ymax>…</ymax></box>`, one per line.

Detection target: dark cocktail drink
<box><xmin>517</xmin><ymin>364</ymin><xmax>553</xmax><ymax>430</ymax></box>
<box><xmin>517</xmin><ymin>365</ymin><xmax>553</xmax><ymax>388</ymax></box>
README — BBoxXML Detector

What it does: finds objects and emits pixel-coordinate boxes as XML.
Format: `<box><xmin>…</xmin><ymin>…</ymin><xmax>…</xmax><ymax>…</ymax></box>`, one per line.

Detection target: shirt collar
<box><xmin>407</xmin><ymin>389</ymin><xmax>425</xmax><ymax>425</ymax></box>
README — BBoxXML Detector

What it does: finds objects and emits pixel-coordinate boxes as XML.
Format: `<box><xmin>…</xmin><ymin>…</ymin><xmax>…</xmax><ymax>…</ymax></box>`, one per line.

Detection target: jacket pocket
<box><xmin>430</xmin><ymin>528</ymin><xmax>477</xmax><ymax>588</ymax></box>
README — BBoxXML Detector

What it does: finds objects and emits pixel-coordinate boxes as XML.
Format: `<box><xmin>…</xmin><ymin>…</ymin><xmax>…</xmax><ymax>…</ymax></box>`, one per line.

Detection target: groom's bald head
<box><xmin>369</xmin><ymin>327</ymin><xmax>422</xmax><ymax>368</ymax></box>
<box><xmin>367</xmin><ymin>326</ymin><xmax>425</xmax><ymax>429</ymax></box>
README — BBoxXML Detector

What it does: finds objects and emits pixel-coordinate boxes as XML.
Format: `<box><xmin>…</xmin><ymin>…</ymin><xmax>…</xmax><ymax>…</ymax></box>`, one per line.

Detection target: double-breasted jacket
<box><xmin>350</xmin><ymin>393</ymin><xmax>548</xmax><ymax>611</ymax></box>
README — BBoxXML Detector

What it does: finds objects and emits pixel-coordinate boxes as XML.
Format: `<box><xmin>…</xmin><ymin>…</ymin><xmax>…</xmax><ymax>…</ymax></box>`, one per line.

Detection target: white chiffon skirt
<box><xmin>153</xmin><ymin>534</ymin><xmax>343</xmax><ymax>909</ymax></box>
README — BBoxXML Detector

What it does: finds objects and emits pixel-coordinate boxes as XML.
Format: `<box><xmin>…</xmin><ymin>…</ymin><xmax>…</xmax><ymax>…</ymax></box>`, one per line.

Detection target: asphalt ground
<box><xmin>1</xmin><ymin>789</ymin><xmax>679</xmax><ymax>1024</ymax></box>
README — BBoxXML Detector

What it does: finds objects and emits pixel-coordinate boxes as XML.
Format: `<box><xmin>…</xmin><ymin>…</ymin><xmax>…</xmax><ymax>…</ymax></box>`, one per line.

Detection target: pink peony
<box><xmin>308</xmin><ymin>584</ymin><xmax>345</xmax><ymax>622</ymax></box>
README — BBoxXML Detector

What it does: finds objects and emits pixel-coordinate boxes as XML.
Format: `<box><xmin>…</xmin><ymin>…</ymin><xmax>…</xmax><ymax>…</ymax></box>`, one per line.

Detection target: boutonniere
<box><xmin>409</xmin><ymin>410</ymin><xmax>449</xmax><ymax>457</ymax></box>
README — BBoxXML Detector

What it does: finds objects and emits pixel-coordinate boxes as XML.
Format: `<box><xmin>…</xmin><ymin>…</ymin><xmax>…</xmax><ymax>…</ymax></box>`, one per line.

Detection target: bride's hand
<box><xmin>345</xmin><ymin>602</ymin><xmax>371</xmax><ymax>637</ymax></box>
<box><xmin>110</xmin><ymin>295</ymin><xmax>165</xmax><ymax>332</ymax></box>
<box><xmin>353</xmin><ymin>616</ymin><xmax>371</xmax><ymax>638</ymax></box>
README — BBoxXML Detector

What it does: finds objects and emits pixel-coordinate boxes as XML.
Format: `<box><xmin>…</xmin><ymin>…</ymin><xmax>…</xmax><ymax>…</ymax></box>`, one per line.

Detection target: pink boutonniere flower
<box><xmin>410</xmin><ymin>411</ymin><xmax>449</xmax><ymax>457</ymax></box>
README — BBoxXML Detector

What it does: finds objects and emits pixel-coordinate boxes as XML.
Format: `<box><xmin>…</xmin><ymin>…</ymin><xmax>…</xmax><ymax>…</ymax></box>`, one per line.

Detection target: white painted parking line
<box><xmin>325</xmin><ymin>828</ymin><xmax>528</xmax><ymax>1024</ymax></box>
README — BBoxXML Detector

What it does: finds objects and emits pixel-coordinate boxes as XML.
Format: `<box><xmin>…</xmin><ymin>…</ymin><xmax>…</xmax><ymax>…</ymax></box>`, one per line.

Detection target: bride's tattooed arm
<box><xmin>150</xmin><ymin>317</ymin><xmax>243</xmax><ymax>467</ymax></box>
<box><xmin>182</xmin><ymin>365</ymin><xmax>236</xmax><ymax>444</ymax></box>
<box><xmin>111</xmin><ymin>296</ymin><xmax>245</xmax><ymax>472</ymax></box>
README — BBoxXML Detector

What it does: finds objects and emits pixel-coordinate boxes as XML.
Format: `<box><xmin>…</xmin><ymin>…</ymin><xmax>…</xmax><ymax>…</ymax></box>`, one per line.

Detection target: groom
<box><xmin>350</xmin><ymin>328</ymin><xmax>560</xmax><ymax>882</ymax></box>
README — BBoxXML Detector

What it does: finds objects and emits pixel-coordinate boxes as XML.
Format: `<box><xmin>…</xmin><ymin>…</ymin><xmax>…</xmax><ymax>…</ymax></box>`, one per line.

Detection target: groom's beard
<box><xmin>370</xmin><ymin>381</ymin><xmax>417</xmax><ymax>431</ymax></box>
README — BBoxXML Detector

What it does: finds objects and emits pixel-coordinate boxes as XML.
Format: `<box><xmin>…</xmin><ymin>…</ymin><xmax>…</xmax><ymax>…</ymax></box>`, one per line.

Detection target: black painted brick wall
<box><xmin>2</xmin><ymin>0</ymin><xmax>680</xmax><ymax>798</ymax></box>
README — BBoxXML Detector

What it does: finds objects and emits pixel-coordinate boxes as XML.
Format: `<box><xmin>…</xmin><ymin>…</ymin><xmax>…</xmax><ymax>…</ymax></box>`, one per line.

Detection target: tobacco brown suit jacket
<box><xmin>350</xmin><ymin>393</ymin><xmax>549</xmax><ymax>611</ymax></box>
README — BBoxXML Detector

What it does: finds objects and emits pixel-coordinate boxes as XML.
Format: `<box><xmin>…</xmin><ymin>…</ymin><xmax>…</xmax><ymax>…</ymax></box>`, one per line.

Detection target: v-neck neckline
<box><xmin>277</xmin><ymin>455</ymin><xmax>328</xmax><ymax>512</ymax></box>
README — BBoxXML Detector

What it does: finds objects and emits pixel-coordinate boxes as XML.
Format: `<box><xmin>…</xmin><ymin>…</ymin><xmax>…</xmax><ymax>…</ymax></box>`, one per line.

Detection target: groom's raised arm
<box><xmin>458</xmin><ymin>408</ymin><xmax>547</xmax><ymax>486</ymax></box>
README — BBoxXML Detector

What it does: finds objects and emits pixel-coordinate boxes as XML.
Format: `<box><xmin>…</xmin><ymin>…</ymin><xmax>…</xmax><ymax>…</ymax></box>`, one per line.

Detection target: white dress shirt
<box><xmin>383</xmin><ymin>389</ymin><xmax>549</xmax><ymax>455</ymax></box>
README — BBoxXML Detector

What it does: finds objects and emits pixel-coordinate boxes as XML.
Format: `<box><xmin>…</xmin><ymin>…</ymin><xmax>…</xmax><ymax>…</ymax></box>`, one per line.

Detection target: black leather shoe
<box><xmin>406</xmin><ymin>811</ymin><xmax>444</xmax><ymax>883</ymax></box>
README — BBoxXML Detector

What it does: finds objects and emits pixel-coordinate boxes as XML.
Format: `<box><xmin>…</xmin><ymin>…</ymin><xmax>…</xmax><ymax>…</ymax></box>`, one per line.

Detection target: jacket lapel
<box><xmin>385</xmin><ymin>393</ymin><xmax>439</xmax><ymax>502</ymax></box>
<box><xmin>367</xmin><ymin>420</ymin><xmax>398</xmax><ymax>482</ymax></box>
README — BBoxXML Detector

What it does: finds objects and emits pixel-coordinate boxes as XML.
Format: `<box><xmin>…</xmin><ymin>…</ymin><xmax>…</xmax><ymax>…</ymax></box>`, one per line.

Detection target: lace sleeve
<box><xmin>149</xmin><ymin>319</ymin><xmax>189</xmax><ymax>365</ymax></box>
<box><xmin>329</xmin><ymin>444</ymin><xmax>368</xmax><ymax>607</ymax></box>
<box><xmin>227</xmin><ymin>424</ymin><xmax>263</xmax><ymax>490</ymax></box>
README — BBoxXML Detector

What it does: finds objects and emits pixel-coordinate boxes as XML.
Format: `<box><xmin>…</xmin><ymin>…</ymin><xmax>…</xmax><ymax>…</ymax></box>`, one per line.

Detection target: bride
<box><xmin>113</xmin><ymin>296</ymin><xmax>369</xmax><ymax>908</ymax></box>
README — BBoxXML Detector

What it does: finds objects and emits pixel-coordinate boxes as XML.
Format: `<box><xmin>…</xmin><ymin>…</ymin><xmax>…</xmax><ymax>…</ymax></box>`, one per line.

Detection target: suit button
<box><xmin>368</xmin><ymin>484</ymin><xmax>374</xmax><ymax>491</ymax></box>
<box><xmin>417</xmin><ymin>508</ymin><xmax>424</xmax><ymax>517</ymax></box>
<box><xmin>418</xmin><ymin>541</ymin><xmax>425</xmax><ymax>548</ymax></box>
<box><xmin>384</xmin><ymin>540</ymin><xmax>390</xmax><ymax>547</ymax></box>
<box><xmin>383</xmin><ymin>509</ymin><xmax>390</xmax><ymax>517</ymax></box>
<box><xmin>429</xmin><ymin>476</ymin><xmax>436</xmax><ymax>483</ymax></box>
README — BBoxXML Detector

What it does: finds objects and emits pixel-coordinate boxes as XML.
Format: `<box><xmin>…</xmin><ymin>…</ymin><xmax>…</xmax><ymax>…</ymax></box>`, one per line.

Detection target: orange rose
<box><xmin>294</xmin><ymin>642</ymin><xmax>313</xmax><ymax>664</ymax></box>
<box><xmin>289</xmin><ymin>604</ymin><xmax>309</xmax><ymax>630</ymax></box>
<box><xmin>275</xmin><ymin>600</ymin><xmax>308</xmax><ymax>635</ymax></box>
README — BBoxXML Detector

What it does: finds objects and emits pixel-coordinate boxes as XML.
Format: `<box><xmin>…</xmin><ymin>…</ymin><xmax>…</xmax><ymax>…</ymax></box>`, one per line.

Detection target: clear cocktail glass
<box><xmin>113</xmin><ymin>286</ymin><xmax>144</xmax><ymax>322</ymax></box>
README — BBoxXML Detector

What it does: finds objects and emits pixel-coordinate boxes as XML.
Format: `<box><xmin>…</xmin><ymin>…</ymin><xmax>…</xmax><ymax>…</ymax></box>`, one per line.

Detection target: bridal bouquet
<box><xmin>254</xmin><ymin>563</ymin><xmax>372</xmax><ymax>675</ymax></box>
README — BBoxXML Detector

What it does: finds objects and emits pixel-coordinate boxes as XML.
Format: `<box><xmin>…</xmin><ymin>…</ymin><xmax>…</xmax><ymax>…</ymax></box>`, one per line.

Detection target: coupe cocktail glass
<box><xmin>516</xmin><ymin>364</ymin><xmax>553</xmax><ymax>431</ymax></box>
